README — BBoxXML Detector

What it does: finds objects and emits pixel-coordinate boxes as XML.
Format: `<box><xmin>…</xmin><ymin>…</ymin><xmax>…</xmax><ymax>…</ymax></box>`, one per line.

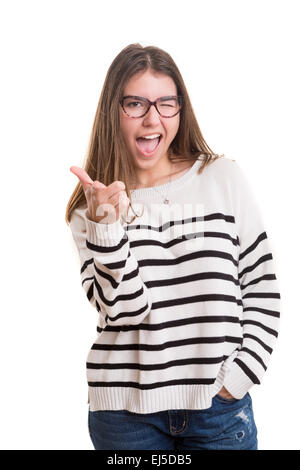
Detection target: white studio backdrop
<box><xmin>0</xmin><ymin>0</ymin><xmax>298</xmax><ymax>450</ymax></box>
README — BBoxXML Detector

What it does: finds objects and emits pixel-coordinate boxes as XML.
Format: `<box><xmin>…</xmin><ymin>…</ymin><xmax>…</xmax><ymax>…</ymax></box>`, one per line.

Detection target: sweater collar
<box><xmin>130</xmin><ymin>158</ymin><xmax>203</xmax><ymax>200</ymax></box>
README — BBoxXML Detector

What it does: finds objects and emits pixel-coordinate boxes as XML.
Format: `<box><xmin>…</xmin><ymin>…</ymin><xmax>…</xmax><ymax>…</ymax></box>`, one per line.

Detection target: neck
<box><xmin>131</xmin><ymin>155</ymin><xmax>174</xmax><ymax>189</ymax></box>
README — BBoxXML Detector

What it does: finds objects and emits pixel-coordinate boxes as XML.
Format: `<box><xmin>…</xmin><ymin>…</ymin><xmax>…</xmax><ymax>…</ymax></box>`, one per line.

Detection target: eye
<box><xmin>124</xmin><ymin>99</ymin><xmax>144</xmax><ymax>108</ymax></box>
<box><xmin>159</xmin><ymin>98</ymin><xmax>178</xmax><ymax>108</ymax></box>
<box><xmin>128</xmin><ymin>101</ymin><xmax>141</xmax><ymax>107</ymax></box>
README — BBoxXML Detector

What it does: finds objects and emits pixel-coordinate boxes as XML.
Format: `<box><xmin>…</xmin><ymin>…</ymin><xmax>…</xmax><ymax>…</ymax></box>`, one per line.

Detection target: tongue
<box><xmin>136</xmin><ymin>137</ymin><xmax>159</xmax><ymax>153</ymax></box>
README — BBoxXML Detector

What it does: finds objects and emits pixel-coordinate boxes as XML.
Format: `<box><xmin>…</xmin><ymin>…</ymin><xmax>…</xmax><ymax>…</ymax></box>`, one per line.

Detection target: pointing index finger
<box><xmin>70</xmin><ymin>166</ymin><xmax>94</xmax><ymax>191</ymax></box>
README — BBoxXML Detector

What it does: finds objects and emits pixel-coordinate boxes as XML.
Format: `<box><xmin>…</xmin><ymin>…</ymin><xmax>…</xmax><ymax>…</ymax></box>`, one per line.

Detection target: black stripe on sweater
<box><xmin>87</xmin><ymin>355</ymin><xmax>229</xmax><ymax>370</ymax></box>
<box><xmin>239</xmin><ymin>232</ymin><xmax>267</xmax><ymax>261</ymax></box>
<box><xmin>96</xmin><ymin>248</ymin><xmax>239</xmax><ymax>271</ymax></box>
<box><xmin>240</xmin><ymin>347</ymin><xmax>267</xmax><ymax>370</ymax></box>
<box><xmin>151</xmin><ymin>293</ymin><xmax>242</xmax><ymax>310</ymax></box>
<box><xmin>240</xmin><ymin>273</ymin><xmax>278</xmax><ymax>290</ymax></box>
<box><xmin>130</xmin><ymin>231</ymin><xmax>238</xmax><ymax>249</ymax></box>
<box><xmin>91</xmin><ymin>335</ymin><xmax>242</xmax><ymax>351</ymax></box>
<box><xmin>243</xmin><ymin>333</ymin><xmax>273</xmax><ymax>354</ymax></box>
<box><xmin>93</xmin><ymin>276</ymin><xmax>145</xmax><ymax>306</ymax></box>
<box><xmin>243</xmin><ymin>306</ymin><xmax>280</xmax><ymax>318</ymax></box>
<box><xmin>125</xmin><ymin>212</ymin><xmax>236</xmax><ymax>233</ymax></box>
<box><xmin>243</xmin><ymin>292</ymin><xmax>280</xmax><ymax>301</ymax></box>
<box><xmin>92</xmin><ymin>269</ymin><xmax>243</xmax><ymax>311</ymax></box>
<box><xmin>97</xmin><ymin>314</ymin><xmax>244</xmax><ymax>334</ymax></box>
<box><xmin>241</xmin><ymin>319</ymin><xmax>278</xmax><ymax>337</ymax></box>
<box><xmin>83</xmin><ymin>271</ymin><xmax>240</xmax><ymax>292</ymax></box>
<box><xmin>238</xmin><ymin>253</ymin><xmax>274</xmax><ymax>279</ymax></box>
<box><xmin>88</xmin><ymin>378</ymin><xmax>216</xmax><ymax>388</ymax></box>
<box><xmin>138</xmin><ymin>249</ymin><xmax>238</xmax><ymax>268</ymax></box>
<box><xmin>146</xmin><ymin>271</ymin><xmax>240</xmax><ymax>288</ymax></box>
<box><xmin>234</xmin><ymin>358</ymin><xmax>260</xmax><ymax>384</ymax></box>
<box><xmin>86</xmin><ymin>232</ymin><xmax>128</xmax><ymax>253</ymax></box>
<box><xmin>80</xmin><ymin>257</ymin><xmax>93</xmax><ymax>274</ymax></box>
<box><xmin>104</xmin><ymin>302</ymin><xmax>150</xmax><ymax>324</ymax></box>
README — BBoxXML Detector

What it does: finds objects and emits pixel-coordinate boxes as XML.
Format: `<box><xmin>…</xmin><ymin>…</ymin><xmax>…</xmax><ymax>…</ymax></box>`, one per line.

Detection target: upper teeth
<box><xmin>141</xmin><ymin>134</ymin><xmax>161</xmax><ymax>139</ymax></box>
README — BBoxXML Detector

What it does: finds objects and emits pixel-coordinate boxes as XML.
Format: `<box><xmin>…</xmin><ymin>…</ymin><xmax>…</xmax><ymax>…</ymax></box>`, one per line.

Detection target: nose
<box><xmin>142</xmin><ymin>103</ymin><xmax>161</xmax><ymax>125</ymax></box>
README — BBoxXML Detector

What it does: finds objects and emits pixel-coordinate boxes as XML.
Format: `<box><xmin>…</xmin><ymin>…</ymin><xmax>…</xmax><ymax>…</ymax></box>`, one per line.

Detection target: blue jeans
<box><xmin>88</xmin><ymin>392</ymin><xmax>258</xmax><ymax>450</ymax></box>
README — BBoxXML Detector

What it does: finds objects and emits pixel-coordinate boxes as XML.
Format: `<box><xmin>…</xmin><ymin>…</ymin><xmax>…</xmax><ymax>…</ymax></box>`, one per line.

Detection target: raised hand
<box><xmin>70</xmin><ymin>166</ymin><xmax>130</xmax><ymax>224</ymax></box>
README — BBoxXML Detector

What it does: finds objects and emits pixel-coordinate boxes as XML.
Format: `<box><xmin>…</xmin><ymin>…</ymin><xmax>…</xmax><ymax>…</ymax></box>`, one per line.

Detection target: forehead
<box><xmin>123</xmin><ymin>69</ymin><xmax>177</xmax><ymax>99</ymax></box>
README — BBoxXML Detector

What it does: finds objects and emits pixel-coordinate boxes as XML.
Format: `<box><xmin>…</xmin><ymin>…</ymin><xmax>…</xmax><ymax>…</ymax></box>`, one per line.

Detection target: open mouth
<box><xmin>136</xmin><ymin>134</ymin><xmax>162</xmax><ymax>156</ymax></box>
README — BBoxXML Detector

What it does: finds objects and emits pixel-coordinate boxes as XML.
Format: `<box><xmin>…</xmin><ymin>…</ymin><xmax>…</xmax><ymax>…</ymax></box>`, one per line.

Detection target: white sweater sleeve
<box><xmin>223</xmin><ymin>161</ymin><xmax>281</xmax><ymax>398</ymax></box>
<box><xmin>69</xmin><ymin>205</ymin><xmax>152</xmax><ymax>326</ymax></box>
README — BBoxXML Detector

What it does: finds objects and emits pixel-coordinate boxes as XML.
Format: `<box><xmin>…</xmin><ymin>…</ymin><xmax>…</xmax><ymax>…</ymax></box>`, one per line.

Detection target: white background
<box><xmin>0</xmin><ymin>0</ymin><xmax>298</xmax><ymax>450</ymax></box>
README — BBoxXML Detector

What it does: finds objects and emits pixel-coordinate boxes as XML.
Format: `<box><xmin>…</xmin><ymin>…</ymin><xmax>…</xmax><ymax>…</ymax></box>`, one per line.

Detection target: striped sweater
<box><xmin>69</xmin><ymin>156</ymin><xmax>281</xmax><ymax>413</ymax></box>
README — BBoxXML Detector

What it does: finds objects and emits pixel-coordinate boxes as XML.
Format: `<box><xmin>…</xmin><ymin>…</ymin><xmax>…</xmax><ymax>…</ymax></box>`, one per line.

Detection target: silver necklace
<box><xmin>151</xmin><ymin>172</ymin><xmax>172</xmax><ymax>204</ymax></box>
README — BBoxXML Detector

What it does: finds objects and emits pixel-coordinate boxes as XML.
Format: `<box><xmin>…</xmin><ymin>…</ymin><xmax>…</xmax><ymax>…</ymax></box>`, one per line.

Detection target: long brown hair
<box><xmin>65</xmin><ymin>43</ymin><xmax>223</xmax><ymax>225</ymax></box>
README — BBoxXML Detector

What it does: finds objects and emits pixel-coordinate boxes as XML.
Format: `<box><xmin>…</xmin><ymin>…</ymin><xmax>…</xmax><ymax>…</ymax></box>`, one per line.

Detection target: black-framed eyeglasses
<box><xmin>120</xmin><ymin>95</ymin><xmax>184</xmax><ymax>118</ymax></box>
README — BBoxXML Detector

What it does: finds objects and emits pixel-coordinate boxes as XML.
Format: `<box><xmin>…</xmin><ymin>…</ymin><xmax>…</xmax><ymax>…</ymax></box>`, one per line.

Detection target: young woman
<box><xmin>66</xmin><ymin>43</ymin><xmax>280</xmax><ymax>450</ymax></box>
